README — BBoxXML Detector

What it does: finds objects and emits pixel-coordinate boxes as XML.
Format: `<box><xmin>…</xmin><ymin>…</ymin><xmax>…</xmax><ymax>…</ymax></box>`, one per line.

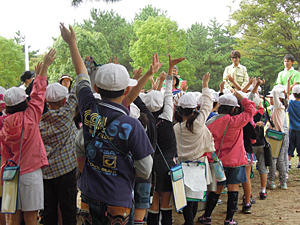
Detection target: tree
<box><xmin>81</xmin><ymin>9</ymin><xmax>134</xmax><ymax>71</ymax></box>
<box><xmin>229</xmin><ymin>0</ymin><xmax>300</xmax><ymax>68</ymax></box>
<box><xmin>130</xmin><ymin>16</ymin><xmax>195</xmax><ymax>90</ymax></box>
<box><xmin>134</xmin><ymin>5</ymin><xmax>168</xmax><ymax>21</ymax></box>
<box><xmin>0</xmin><ymin>36</ymin><xmax>25</xmax><ymax>88</ymax></box>
<box><xmin>186</xmin><ymin>20</ymin><xmax>236</xmax><ymax>91</ymax></box>
<box><xmin>14</xmin><ymin>30</ymin><xmax>39</xmax><ymax>59</ymax></box>
<box><xmin>71</xmin><ymin>0</ymin><xmax>120</xmax><ymax>7</ymax></box>
<box><xmin>48</xmin><ymin>27</ymin><xmax>111</xmax><ymax>83</ymax></box>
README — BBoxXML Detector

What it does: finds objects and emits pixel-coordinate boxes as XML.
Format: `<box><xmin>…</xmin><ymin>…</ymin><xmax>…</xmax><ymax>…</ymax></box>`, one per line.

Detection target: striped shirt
<box><xmin>39</xmin><ymin>92</ymin><xmax>78</xmax><ymax>179</ymax></box>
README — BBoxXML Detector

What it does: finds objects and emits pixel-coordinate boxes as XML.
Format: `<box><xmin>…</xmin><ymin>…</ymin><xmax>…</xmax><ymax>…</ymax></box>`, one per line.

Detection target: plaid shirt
<box><xmin>39</xmin><ymin>93</ymin><xmax>78</xmax><ymax>179</ymax></box>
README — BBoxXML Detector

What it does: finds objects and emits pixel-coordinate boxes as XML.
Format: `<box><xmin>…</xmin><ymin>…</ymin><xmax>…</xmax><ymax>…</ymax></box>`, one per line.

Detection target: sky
<box><xmin>0</xmin><ymin>0</ymin><xmax>241</xmax><ymax>53</ymax></box>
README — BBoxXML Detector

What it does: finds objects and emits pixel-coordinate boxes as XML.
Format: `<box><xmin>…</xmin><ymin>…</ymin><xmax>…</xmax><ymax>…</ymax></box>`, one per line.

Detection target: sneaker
<box><xmin>217</xmin><ymin>199</ymin><xmax>223</xmax><ymax>205</ymax></box>
<box><xmin>222</xmin><ymin>187</ymin><xmax>228</xmax><ymax>194</ymax></box>
<box><xmin>224</xmin><ymin>219</ymin><xmax>238</xmax><ymax>225</ymax></box>
<box><xmin>242</xmin><ymin>194</ymin><xmax>256</xmax><ymax>205</ymax></box>
<box><xmin>259</xmin><ymin>192</ymin><xmax>267</xmax><ymax>200</ymax></box>
<box><xmin>266</xmin><ymin>180</ymin><xmax>276</xmax><ymax>190</ymax></box>
<box><xmin>289</xmin><ymin>161</ymin><xmax>291</xmax><ymax>169</ymax></box>
<box><xmin>198</xmin><ymin>214</ymin><xmax>212</xmax><ymax>224</ymax></box>
<box><xmin>280</xmin><ymin>182</ymin><xmax>287</xmax><ymax>190</ymax></box>
<box><xmin>242</xmin><ymin>202</ymin><xmax>252</xmax><ymax>214</ymax></box>
<box><xmin>297</xmin><ymin>162</ymin><xmax>300</xmax><ymax>169</ymax></box>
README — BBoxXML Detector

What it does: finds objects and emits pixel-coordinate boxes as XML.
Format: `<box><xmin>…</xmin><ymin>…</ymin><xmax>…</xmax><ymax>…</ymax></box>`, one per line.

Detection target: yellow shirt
<box><xmin>223</xmin><ymin>63</ymin><xmax>249</xmax><ymax>90</ymax></box>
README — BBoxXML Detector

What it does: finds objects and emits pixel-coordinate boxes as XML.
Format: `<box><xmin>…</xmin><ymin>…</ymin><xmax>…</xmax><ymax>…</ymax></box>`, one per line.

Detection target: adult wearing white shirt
<box><xmin>223</xmin><ymin>50</ymin><xmax>249</xmax><ymax>91</ymax></box>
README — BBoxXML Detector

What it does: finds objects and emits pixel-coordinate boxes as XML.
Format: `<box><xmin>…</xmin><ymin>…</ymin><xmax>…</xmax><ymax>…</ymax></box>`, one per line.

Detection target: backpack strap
<box><xmin>92</xmin><ymin>113</ymin><xmax>123</xmax><ymax>138</ymax></box>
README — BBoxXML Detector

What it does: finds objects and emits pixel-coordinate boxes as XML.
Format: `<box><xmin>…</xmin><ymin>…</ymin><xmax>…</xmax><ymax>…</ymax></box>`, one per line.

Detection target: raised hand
<box><xmin>152</xmin><ymin>53</ymin><xmax>163</xmax><ymax>74</ymax></box>
<box><xmin>169</xmin><ymin>54</ymin><xmax>186</xmax><ymax>68</ymax></box>
<box><xmin>35</xmin><ymin>62</ymin><xmax>43</xmax><ymax>76</ymax></box>
<box><xmin>146</xmin><ymin>53</ymin><xmax>163</xmax><ymax>76</ymax></box>
<box><xmin>108</xmin><ymin>56</ymin><xmax>119</xmax><ymax>64</ymax></box>
<box><xmin>159</xmin><ymin>71</ymin><xmax>167</xmax><ymax>81</ymax></box>
<box><xmin>233</xmin><ymin>90</ymin><xmax>243</xmax><ymax>100</ymax></box>
<box><xmin>219</xmin><ymin>80</ymin><xmax>225</xmax><ymax>91</ymax></box>
<box><xmin>43</xmin><ymin>49</ymin><xmax>57</xmax><ymax>67</ymax></box>
<box><xmin>59</xmin><ymin>23</ymin><xmax>76</xmax><ymax>46</ymax></box>
<box><xmin>174</xmin><ymin>91</ymin><xmax>185</xmax><ymax>105</ymax></box>
<box><xmin>202</xmin><ymin>72</ymin><xmax>210</xmax><ymax>88</ymax></box>
<box><xmin>249</xmin><ymin>77</ymin><xmax>254</xmax><ymax>85</ymax></box>
<box><xmin>227</xmin><ymin>74</ymin><xmax>234</xmax><ymax>83</ymax></box>
<box><xmin>257</xmin><ymin>77</ymin><xmax>264</xmax><ymax>86</ymax></box>
<box><xmin>132</xmin><ymin>67</ymin><xmax>142</xmax><ymax>80</ymax></box>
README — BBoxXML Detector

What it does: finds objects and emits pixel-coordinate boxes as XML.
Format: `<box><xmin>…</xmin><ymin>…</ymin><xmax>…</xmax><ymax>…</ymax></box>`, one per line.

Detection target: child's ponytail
<box><xmin>178</xmin><ymin>106</ymin><xmax>199</xmax><ymax>133</ymax></box>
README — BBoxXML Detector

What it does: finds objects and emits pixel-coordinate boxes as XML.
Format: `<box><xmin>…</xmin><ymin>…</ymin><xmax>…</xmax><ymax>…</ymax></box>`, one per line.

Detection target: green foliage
<box><xmin>186</xmin><ymin>19</ymin><xmax>236</xmax><ymax>91</ymax></box>
<box><xmin>134</xmin><ymin>5</ymin><xmax>168</xmax><ymax>21</ymax></box>
<box><xmin>0</xmin><ymin>36</ymin><xmax>25</xmax><ymax>88</ymax></box>
<box><xmin>71</xmin><ymin>0</ymin><xmax>120</xmax><ymax>7</ymax></box>
<box><xmin>130</xmin><ymin>16</ymin><xmax>195</xmax><ymax>90</ymax></box>
<box><xmin>48</xmin><ymin>27</ymin><xmax>111</xmax><ymax>83</ymax></box>
<box><xmin>29</xmin><ymin>53</ymin><xmax>46</xmax><ymax>72</ymax></box>
<box><xmin>82</xmin><ymin>9</ymin><xmax>134</xmax><ymax>71</ymax></box>
<box><xmin>230</xmin><ymin>0</ymin><xmax>300</xmax><ymax>66</ymax></box>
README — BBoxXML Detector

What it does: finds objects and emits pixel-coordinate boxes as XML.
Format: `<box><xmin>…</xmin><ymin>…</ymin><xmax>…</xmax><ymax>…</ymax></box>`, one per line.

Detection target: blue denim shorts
<box><xmin>134</xmin><ymin>183</ymin><xmax>151</xmax><ymax>209</ymax></box>
<box><xmin>217</xmin><ymin>166</ymin><xmax>247</xmax><ymax>186</ymax></box>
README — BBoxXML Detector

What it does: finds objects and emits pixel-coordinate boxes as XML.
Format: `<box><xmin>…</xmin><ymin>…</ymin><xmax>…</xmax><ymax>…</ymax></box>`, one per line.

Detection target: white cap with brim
<box><xmin>4</xmin><ymin>87</ymin><xmax>28</xmax><ymax>107</ymax></box>
<box><xmin>178</xmin><ymin>93</ymin><xmax>197</xmax><ymax>108</ymax></box>
<box><xmin>292</xmin><ymin>85</ymin><xmax>300</xmax><ymax>94</ymax></box>
<box><xmin>95</xmin><ymin>63</ymin><xmax>137</xmax><ymax>91</ymax></box>
<box><xmin>140</xmin><ymin>91</ymin><xmax>163</xmax><ymax>112</ymax></box>
<box><xmin>267</xmin><ymin>85</ymin><xmax>286</xmax><ymax>99</ymax></box>
<box><xmin>219</xmin><ymin>94</ymin><xmax>240</xmax><ymax>107</ymax></box>
<box><xmin>46</xmin><ymin>83</ymin><xmax>68</xmax><ymax>102</ymax></box>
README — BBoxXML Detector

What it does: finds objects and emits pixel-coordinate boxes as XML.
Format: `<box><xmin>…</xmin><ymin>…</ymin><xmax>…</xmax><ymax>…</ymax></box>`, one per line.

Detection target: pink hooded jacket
<box><xmin>0</xmin><ymin>76</ymin><xmax>49</xmax><ymax>180</ymax></box>
<box><xmin>207</xmin><ymin>98</ymin><xmax>256</xmax><ymax>167</ymax></box>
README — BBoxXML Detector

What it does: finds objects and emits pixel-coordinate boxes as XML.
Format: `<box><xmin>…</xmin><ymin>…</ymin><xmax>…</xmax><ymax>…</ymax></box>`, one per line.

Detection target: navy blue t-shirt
<box><xmin>288</xmin><ymin>100</ymin><xmax>300</xmax><ymax>131</ymax></box>
<box><xmin>77</xmin><ymin>86</ymin><xmax>154</xmax><ymax>208</ymax></box>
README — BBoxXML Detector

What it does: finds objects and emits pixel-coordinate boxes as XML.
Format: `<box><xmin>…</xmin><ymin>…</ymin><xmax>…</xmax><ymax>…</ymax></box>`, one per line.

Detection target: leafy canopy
<box><xmin>230</xmin><ymin>0</ymin><xmax>300</xmax><ymax>65</ymax></box>
<box><xmin>48</xmin><ymin>27</ymin><xmax>111</xmax><ymax>83</ymax></box>
<box><xmin>0</xmin><ymin>36</ymin><xmax>25</xmax><ymax>88</ymax></box>
<box><xmin>130</xmin><ymin>16</ymin><xmax>195</xmax><ymax>89</ymax></box>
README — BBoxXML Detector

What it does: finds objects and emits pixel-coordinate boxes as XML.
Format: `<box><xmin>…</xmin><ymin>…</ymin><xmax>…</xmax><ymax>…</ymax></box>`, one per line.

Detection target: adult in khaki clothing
<box><xmin>223</xmin><ymin>50</ymin><xmax>249</xmax><ymax>91</ymax></box>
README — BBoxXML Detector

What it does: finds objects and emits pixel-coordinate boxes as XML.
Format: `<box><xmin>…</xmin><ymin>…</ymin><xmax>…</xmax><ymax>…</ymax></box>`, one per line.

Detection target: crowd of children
<box><xmin>0</xmin><ymin>24</ymin><xmax>300</xmax><ymax>225</ymax></box>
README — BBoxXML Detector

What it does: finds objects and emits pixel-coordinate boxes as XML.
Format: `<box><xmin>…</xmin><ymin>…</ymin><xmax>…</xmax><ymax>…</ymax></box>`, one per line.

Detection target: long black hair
<box><xmin>217</xmin><ymin>105</ymin><xmax>236</xmax><ymax>116</ymax></box>
<box><xmin>178</xmin><ymin>107</ymin><xmax>199</xmax><ymax>133</ymax></box>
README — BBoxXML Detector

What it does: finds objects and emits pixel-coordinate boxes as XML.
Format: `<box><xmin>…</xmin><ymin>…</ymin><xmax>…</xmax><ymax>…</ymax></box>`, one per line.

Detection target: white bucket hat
<box><xmin>46</xmin><ymin>83</ymin><xmax>68</xmax><ymax>102</ymax></box>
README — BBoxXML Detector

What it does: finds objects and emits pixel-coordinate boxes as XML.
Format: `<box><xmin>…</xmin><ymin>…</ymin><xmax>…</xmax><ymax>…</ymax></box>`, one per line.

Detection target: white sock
<box><xmin>261</xmin><ymin>187</ymin><xmax>266</xmax><ymax>193</ymax></box>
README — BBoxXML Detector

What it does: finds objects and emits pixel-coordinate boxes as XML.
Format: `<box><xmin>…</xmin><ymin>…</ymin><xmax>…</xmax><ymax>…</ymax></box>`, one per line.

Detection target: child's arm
<box><xmin>227</xmin><ymin>75</ymin><xmax>242</xmax><ymax>91</ymax></box>
<box><xmin>59</xmin><ymin>23</ymin><xmax>88</xmax><ymax>76</ymax></box>
<box><xmin>219</xmin><ymin>80</ymin><xmax>225</xmax><ymax>94</ymax></box>
<box><xmin>157</xmin><ymin>71</ymin><xmax>167</xmax><ymax>91</ymax></box>
<box><xmin>251</xmin><ymin>77</ymin><xmax>264</xmax><ymax>95</ymax></box>
<box><xmin>125</xmin><ymin>53</ymin><xmax>163</xmax><ymax>106</ymax></box>
<box><xmin>39</xmin><ymin>49</ymin><xmax>57</xmax><ymax>78</ymax></box>
<box><xmin>159</xmin><ymin>55</ymin><xmax>185</xmax><ymax>122</ymax></box>
<box><xmin>241</xmin><ymin>77</ymin><xmax>254</xmax><ymax>93</ymax></box>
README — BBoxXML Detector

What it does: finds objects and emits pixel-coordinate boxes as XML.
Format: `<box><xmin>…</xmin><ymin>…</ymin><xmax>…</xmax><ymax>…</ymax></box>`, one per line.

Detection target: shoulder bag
<box><xmin>1</xmin><ymin>127</ymin><xmax>24</xmax><ymax>214</ymax></box>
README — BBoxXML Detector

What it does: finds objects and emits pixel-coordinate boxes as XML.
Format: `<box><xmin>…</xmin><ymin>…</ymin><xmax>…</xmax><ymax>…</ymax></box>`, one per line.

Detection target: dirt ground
<box><xmin>171</xmin><ymin>157</ymin><xmax>300</xmax><ymax>225</ymax></box>
<box><xmin>74</xmin><ymin>158</ymin><xmax>300</xmax><ymax>225</ymax></box>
